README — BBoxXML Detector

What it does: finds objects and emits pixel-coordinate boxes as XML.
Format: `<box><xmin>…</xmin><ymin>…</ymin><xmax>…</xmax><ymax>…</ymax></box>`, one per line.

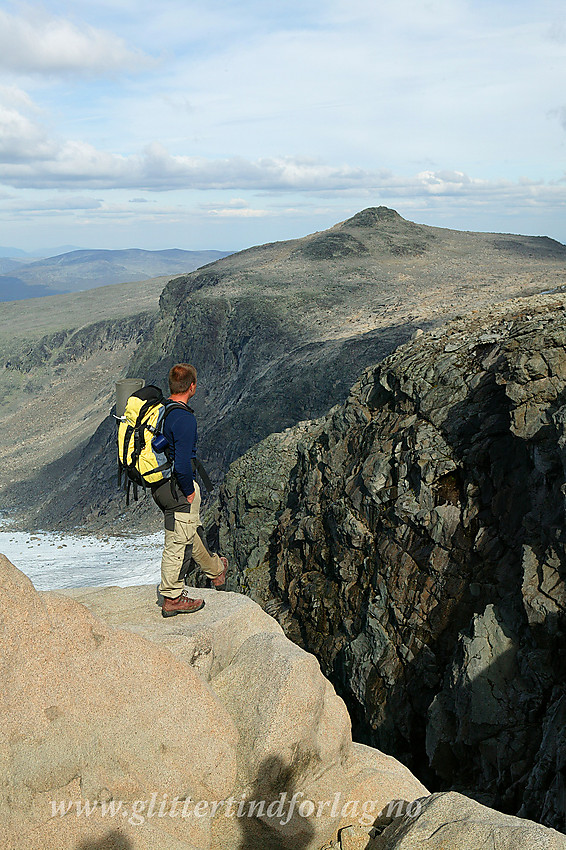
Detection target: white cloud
<box><xmin>0</xmin><ymin>104</ymin><xmax>56</xmax><ymax>163</ymax></box>
<box><xmin>1</xmin><ymin>133</ymin><xmax>565</xmax><ymax>222</ymax></box>
<box><xmin>5</xmin><ymin>196</ymin><xmax>103</xmax><ymax>213</ymax></box>
<box><xmin>0</xmin><ymin>88</ymin><xmax>563</xmax><ymax>214</ymax></box>
<box><xmin>0</xmin><ymin>131</ymin><xmax>367</xmax><ymax>189</ymax></box>
<box><xmin>199</xmin><ymin>197</ymin><xmax>271</xmax><ymax>217</ymax></box>
<box><xmin>0</xmin><ymin>0</ymin><xmax>565</xmax><ymax>248</ymax></box>
<box><xmin>0</xmin><ymin>7</ymin><xmax>150</xmax><ymax>74</ymax></box>
<box><xmin>120</xmin><ymin>0</ymin><xmax>564</xmax><ymax>182</ymax></box>
<box><xmin>0</xmin><ymin>84</ymin><xmax>39</xmax><ymax>111</ymax></box>
<box><xmin>0</xmin><ymin>107</ymin><xmax>565</xmax><ymax>217</ymax></box>
<box><xmin>207</xmin><ymin>207</ymin><xmax>271</xmax><ymax>218</ymax></box>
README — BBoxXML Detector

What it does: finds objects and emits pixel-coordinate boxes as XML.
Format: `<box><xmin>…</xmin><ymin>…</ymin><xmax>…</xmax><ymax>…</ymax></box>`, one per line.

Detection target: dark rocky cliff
<box><xmin>211</xmin><ymin>292</ymin><xmax>566</xmax><ymax>829</ymax></box>
<box><xmin>17</xmin><ymin>207</ymin><xmax>566</xmax><ymax>532</ymax></box>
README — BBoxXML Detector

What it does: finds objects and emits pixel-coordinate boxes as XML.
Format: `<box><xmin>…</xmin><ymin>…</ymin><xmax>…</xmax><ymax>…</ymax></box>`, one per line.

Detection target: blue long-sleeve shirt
<box><xmin>162</xmin><ymin>404</ymin><xmax>197</xmax><ymax>497</ymax></box>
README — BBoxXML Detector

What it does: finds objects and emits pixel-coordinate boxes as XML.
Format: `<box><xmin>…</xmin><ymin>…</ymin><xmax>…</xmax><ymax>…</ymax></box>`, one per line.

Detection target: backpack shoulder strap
<box><xmin>192</xmin><ymin>457</ymin><xmax>214</xmax><ymax>493</ymax></box>
<box><xmin>162</xmin><ymin>400</ymin><xmax>194</xmax><ymax>425</ymax></box>
<box><xmin>163</xmin><ymin>399</ymin><xmax>193</xmax><ymax>414</ymax></box>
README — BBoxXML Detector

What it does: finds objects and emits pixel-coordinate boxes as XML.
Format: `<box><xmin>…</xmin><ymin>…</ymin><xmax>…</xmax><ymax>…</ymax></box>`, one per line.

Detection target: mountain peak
<box><xmin>342</xmin><ymin>206</ymin><xmax>405</xmax><ymax>228</ymax></box>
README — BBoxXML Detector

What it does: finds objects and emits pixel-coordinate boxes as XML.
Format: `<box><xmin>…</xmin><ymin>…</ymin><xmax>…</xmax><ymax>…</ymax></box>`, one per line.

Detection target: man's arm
<box><xmin>166</xmin><ymin>409</ymin><xmax>197</xmax><ymax>500</ymax></box>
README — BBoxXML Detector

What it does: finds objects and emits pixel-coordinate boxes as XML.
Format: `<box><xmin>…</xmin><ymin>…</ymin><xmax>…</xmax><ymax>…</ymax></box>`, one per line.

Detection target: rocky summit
<box><xmin>4</xmin><ymin>207</ymin><xmax>566</xmax><ymax>533</ymax></box>
<box><xmin>210</xmin><ymin>291</ymin><xmax>566</xmax><ymax>830</ymax></box>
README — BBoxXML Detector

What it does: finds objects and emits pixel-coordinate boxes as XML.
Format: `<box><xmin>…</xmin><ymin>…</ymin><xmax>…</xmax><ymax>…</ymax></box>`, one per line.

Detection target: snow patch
<box><xmin>0</xmin><ymin>530</ymin><xmax>162</xmax><ymax>591</ymax></box>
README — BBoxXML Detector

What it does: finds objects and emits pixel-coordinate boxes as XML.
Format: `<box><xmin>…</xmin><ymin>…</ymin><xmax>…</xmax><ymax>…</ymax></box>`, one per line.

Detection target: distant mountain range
<box><xmin>0</xmin><ymin>248</ymin><xmax>233</xmax><ymax>301</ymax></box>
<box><xmin>0</xmin><ymin>245</ymin><xmax>80</xmax><ymax>258</ymax></box>
<box><xmin>0</xmin><ymin>247</ymin><xmax>31</xmax><ymax>259</ymax></box>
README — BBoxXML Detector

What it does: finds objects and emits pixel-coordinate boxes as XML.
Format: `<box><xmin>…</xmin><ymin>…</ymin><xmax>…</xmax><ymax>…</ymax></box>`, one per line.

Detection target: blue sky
<box><xmin>0</xmin><ymin>0</ymin><xmax>565</xmax><ymax>251</ymax></box>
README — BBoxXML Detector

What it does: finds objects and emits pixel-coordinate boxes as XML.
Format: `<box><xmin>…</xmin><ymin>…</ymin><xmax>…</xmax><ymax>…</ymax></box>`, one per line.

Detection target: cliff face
<box><xmin>214</xmin><ymin>292</ymin><xmax>566</xmax><ymax>829</ymax></box>
<box><xmin>14</xmin><ymin>207</ymin><xmax>566</xmax><ymax>532</ymax></box>
<box><xmin>0</xmin><ymin>275</ymin><xmax>169</xmax><ymax>526</ymax></box>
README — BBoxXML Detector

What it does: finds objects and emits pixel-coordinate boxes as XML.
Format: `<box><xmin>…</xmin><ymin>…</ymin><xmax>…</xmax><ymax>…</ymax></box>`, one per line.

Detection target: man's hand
<box><xmin>187</xmin><ymin>490</ymin><xmax>195</xmax><ymax>504</ymax></box>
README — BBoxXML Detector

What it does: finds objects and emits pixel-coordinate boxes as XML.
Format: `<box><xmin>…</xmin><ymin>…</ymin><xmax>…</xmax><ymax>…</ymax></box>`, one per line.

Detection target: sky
<box><xmin>0</xmin><ymin>0</ymin><xmax>565</xmax><ymax>252</ymax></box>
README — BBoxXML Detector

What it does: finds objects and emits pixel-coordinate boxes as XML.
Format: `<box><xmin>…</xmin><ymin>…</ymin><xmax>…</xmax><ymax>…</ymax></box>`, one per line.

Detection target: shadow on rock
<box><xmin>238</xmin><ymin>755</ymin><xmax>315</xmax><ymax>850</ymax></box>
<box><xmin>76</xmin><ymin>831</ymin><xmax>133</xmax><ymax>850</ymax></box>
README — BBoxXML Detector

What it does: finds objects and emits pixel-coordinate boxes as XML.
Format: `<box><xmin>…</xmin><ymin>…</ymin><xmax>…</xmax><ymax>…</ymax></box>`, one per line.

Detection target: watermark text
<box><xmin>50</xmin><ymin>792</ymin><xmax>423</xmax><ymax>828</ymax></box>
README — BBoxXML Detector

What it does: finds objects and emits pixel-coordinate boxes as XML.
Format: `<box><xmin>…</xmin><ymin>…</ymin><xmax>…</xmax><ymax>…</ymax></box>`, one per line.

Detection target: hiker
<box><xmin>151</xmin><ymin>363</ymin><xmax>228</xmax><ymax>617</ymax></box>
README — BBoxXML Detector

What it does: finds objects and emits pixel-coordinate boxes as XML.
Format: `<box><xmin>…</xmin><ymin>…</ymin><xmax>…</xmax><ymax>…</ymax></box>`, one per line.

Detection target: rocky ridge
<box><xmin>8</xmin><ymin>207</ymin><xmax>566</xmax><ymax>533</ymax></box>
<box><xmin>210</xmin><ymin>291</ymin><xmax>566</xmax><ymax>829</ymax></box>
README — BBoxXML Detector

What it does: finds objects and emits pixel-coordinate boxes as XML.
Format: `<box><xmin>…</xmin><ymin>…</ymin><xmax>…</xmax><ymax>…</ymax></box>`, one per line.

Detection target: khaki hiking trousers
<box><xmin>159</xmin><ymin>481</ymin><xmax>224</xmax><ymax>598</ymax></box>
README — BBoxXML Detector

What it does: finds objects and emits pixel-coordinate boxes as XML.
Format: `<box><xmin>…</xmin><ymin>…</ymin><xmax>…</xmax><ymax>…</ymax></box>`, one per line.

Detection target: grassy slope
<box><xmin>0</xmin><ymin>276</ymin><xmax>167</xmax><ymax>507</ymax></box>
<box><xmin>0</xmin><ymin>275</ymin><xmax>169</xmax><ymax>341</ymax></box>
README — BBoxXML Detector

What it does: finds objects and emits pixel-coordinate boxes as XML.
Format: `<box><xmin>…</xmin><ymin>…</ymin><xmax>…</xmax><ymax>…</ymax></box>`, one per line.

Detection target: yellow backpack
<box><xmin>117</xmin><ymin>385</ymin><xmax>179</xmax><ymax>502</ymax></box>
<box><xmin>117</xmin><ymin>384</ymin><xmax>214</xmax><ymax>504</ymax></box>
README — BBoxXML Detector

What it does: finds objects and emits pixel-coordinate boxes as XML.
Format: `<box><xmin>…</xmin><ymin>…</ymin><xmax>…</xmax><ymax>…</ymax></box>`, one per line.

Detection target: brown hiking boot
<box><xmin>161</xmin><ymin>589</ymin><xmax>205</xmax><ymax>618</ymax></box>
<box><xmin>211</xmin><ymin>557</ymin><xmax>228</xmax><ymax>589</ymax></box>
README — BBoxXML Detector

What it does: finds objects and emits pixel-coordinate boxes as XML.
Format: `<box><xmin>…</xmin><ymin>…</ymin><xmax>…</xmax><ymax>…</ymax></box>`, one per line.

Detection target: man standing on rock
<box><xmin>152</xmin><ymin>363</ymin><xmax>228</xmax><ymax>617</ymax></box>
